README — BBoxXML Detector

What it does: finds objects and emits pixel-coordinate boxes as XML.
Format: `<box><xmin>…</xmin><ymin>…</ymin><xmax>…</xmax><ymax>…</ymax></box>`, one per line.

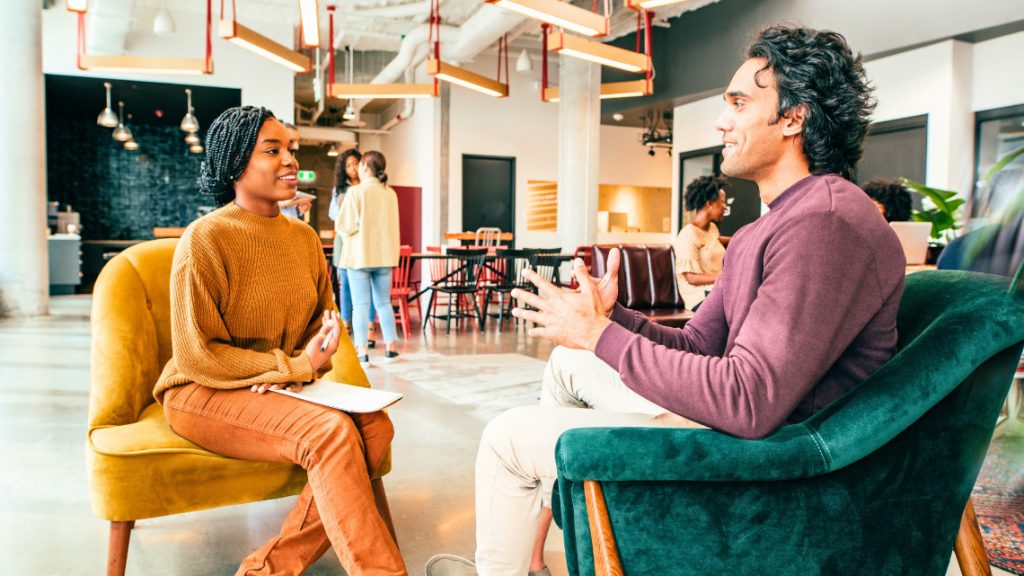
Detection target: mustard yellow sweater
<box><xmin>154</xmin><ymin>203</ymin><xmax>334</xmax><ymax>402</ymax></box>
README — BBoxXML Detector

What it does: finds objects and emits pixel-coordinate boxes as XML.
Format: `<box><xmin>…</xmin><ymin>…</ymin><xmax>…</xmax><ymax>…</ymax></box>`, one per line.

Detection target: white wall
<box><xmin>599</xmin><ymin>125</ymin><xmax>672</xmax><ymax>186</ymax></box>
<box><xmin>448</xmin><ymin>54</ymin><xmax>560</xmax><ymax>249</ymax></box>
<box><xmin>865</xmin><ymin>40</ymin><xmax>974</xmax><ymax>194</ymax></box>
<box><xmin>375</xmin><ymin>96</ymin><xmax>441</xmax><ymax>253</ymax></box>
<box><xmin>445</xmin><ymin>55</ymin><xmax>673</xmax><ymax>249</ymax></box>
<box><xmin>42</xmin><ymin>6</ymin><xmax>295</xmax><ymax>121</ymax></box>
<box><xmin>972</xmin><ymin>31</ymin><xmax>1024</xmax><ymax>112</ymax></box>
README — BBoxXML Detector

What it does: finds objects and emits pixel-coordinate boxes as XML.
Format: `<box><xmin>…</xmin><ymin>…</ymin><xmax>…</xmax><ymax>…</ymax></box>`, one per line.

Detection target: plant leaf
<box><xmin>902</xmin><ymin>178</ymin><xmax>956</xmax><ymax>213</ymax></box>
<box><xmin>983</xmin><ymin>146</ymin><xmax>1024</xmax><ymax>183</ymax></box>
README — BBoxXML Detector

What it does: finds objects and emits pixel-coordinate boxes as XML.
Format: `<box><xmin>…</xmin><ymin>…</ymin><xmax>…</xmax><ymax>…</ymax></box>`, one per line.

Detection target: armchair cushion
<box><xmin>591</xmin><ymin>244</ymin><xmax>690</xmax><ymax>326</ymax></box>
<box><xmin>554</xmin><ymin>270</ymin><xmax>1024</xmax><ymax>576</ymax></box>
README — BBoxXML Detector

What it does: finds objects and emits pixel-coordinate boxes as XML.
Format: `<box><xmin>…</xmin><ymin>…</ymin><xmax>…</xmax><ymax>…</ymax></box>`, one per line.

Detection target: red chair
<box><xmin>422</xmin><ymin>246</ymin><xmax>448</xmax><ymax>324</ymax></box>
<box><xmin>391</xmin><ymin>245</ymin><xmax>416</xmax><ymax>339</ymax></box>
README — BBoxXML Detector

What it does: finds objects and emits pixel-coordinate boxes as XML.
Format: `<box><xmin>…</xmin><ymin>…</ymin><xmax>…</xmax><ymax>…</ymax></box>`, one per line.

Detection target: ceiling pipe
<box><xmin>338</xmin><ymin>24</ymin><xmax>459</xmax><ymax>85</ymax></box>
<box><xmin>444</xmin><ymin>4</ymin><xmax>523</xmax><ymax>63</ymax></box>
<box><xmin>85</xmin><ymin>0</ymin><xmax>134</xmax><ymax>55</ymax></box>
<box><xmin>344</xmin><ymin>0</ymin><xmax>432</xmax><ymax>19</ymax></box>
<box><xmin>378</xmin><ymin>67</ymin><xmax>422</xmax><ymax>132</ymax></box>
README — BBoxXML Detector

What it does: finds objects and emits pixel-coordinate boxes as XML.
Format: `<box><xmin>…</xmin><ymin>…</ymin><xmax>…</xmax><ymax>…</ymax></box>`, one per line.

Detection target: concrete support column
<box><xmin>0</xmin><ymin>2</ymin><xmax>48</xmax><ymax>317</ymax></box>
<box><xmin>557</xmin><ymin>58</ymin><xmax>601</xmax><ymax>253</ymax></box>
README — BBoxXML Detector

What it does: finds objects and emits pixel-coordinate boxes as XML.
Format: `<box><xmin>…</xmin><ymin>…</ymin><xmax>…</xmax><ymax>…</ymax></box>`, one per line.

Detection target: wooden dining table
<box><xmin>444</xmin><ymin>231</ymin><xmax>514</xmax><ymax>244</ymax></box>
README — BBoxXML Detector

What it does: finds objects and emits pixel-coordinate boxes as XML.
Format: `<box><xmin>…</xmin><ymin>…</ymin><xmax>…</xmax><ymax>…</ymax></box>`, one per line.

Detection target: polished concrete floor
<box><xmin>0</xmin><ymin>296</ymin><xmax>1011</xmax><ymax>575</ymax></box>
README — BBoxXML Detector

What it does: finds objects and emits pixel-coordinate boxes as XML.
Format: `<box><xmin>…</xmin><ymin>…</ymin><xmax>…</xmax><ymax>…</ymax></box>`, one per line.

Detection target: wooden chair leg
<box><xmin>107</xmin><ymin>520</ymin><xmax>134</xmax><ymax>576</ymax></box>
<box><xmin>955</xmin><ymin>497</ymin><xmax>992</xmax><ymax>576</ymax></box>
<box><xmin>584</xmin><ymin>481</ymin><xmax>624</xmax><ymax>576</ymax></box>
<box><xmin>371</xmin><ymin>478</ymin><xmax>399</xmax><ymax>547</ymax></box>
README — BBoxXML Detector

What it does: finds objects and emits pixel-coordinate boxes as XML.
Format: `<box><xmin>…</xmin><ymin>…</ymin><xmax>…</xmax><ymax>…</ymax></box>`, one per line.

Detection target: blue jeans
<box><xmin>346</xmin><ymin>267</ymin><xmax>397</xmax><ymax>348</ymax></box>
<box><xmin>337</xmin><ymin>267</ymin><xmax>375</xmax><ymax>325</ymax></box>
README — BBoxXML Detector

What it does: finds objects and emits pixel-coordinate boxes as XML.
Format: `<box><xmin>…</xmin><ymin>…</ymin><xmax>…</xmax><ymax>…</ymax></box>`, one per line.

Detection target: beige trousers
<box><xmin>474</xmin><ymin>346</ymin><xmax>701</xmax><ymax>576</ymax></box>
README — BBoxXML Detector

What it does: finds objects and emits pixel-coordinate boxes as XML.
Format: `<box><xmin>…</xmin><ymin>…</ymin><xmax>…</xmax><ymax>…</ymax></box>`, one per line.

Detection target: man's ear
<box><xmin>780</xmin><ymin>103</ymin><xmax>808</xmax><ymax>137</ymax></box>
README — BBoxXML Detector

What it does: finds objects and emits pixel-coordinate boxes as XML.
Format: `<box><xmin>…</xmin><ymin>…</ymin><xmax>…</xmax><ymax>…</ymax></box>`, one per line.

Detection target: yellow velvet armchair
<box><xmin>87</xmin><ymin>238</ymin><xmax>394</xmax><ymax>576</ymax></box>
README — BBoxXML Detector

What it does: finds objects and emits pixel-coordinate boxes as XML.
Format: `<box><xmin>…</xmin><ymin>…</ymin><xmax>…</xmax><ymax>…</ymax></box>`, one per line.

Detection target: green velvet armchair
<box><xmin>553</xmin><ymin>270</ymin><xmax>1024</xmax><ymax>576</ymax></box>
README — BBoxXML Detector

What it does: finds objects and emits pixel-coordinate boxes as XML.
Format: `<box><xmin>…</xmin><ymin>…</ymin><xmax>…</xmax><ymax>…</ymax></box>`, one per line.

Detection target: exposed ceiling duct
<box><xmin>85</xmin><ymin>0</ymin><xmax>134</xmax><ymax>55</ymax></box>
<box><xmin>342</xmin><ymin>0</ymin><xmax>432</xmax><ymax>20</ymax></box>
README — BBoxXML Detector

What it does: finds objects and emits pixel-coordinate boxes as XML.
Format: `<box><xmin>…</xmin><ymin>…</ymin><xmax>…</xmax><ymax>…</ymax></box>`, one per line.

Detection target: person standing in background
<box><xmin>330</xmin><ymin>148</ymin><xmax>374</xmax><ymax>336</ymax></box>
<box><xmin>337</xmin><ymin>150</ymin><xmax>401</xmax><ymax>365</ymax></box>
<box><xmin>674</xmin><ymin>175</ymin><xmax>729</xmax><ymax>311</ymax></box>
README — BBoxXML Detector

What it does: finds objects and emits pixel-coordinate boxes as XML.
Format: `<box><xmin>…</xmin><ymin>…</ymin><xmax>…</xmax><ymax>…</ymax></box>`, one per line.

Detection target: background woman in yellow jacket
<box><xmin>337</xmin><ymin>150</ymin><xmax>401</xmax><ymax>364</ymax></box>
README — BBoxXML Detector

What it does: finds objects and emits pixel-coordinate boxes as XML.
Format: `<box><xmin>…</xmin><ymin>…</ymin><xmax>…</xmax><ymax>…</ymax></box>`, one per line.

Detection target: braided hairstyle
<box><xmin>199</xmin><ymin>106</ymin><xmax>275</xmax><ymax>205</ymax></box>
<box><xmin>361</xmin><ymin>150</ymin><xmax>388</xmax><ymax>184</ymax></box>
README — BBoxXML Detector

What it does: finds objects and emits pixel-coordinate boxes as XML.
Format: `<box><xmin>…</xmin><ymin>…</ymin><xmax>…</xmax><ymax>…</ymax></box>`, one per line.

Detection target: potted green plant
<box><xmin>901</xmin><ymin>145</ymin><xmax>1024</xmax><ymax>264</ymax></box>
<box><xmin>899</xmin><ymin>178</ymin><xmax>964</xmax><ymax>263</ymax></box>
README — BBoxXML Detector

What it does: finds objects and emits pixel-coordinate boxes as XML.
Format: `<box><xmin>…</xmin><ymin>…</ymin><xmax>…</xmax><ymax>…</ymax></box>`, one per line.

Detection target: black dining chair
<box><xmin>423</xmin><ymin>247</ymin><xmax>488</xmax><ymax>334</ymax></box>
<box><xmin>482</xmin><ymin>248</ymin><xmax>538</xmax><ymax>332</ymax></box>
<box><xmin>529</xmin><ymin>247</ymin><xmax>564</xmax><ymax>287</ymax></box>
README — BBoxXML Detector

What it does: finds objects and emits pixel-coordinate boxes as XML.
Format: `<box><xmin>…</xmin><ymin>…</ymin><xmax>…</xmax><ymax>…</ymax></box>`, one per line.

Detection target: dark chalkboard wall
<box><xmin>45</xmin><ymin>75</ymin><xmax>241</xmax><ymax>240</ymax></box>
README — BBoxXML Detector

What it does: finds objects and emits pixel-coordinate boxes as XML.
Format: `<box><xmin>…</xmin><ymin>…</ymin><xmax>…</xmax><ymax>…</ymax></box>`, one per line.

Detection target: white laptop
<box><xmin>890</xmin><ymin>222</ymin><xmax>932</xmax><ymax>265</ymax></box>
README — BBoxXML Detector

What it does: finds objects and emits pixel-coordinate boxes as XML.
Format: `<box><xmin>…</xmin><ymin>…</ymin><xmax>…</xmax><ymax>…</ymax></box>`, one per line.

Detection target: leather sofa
<box><xmin>591</xmin><ymin>244</ymin><xmax>693</xmax><ymax>328</ymax></box>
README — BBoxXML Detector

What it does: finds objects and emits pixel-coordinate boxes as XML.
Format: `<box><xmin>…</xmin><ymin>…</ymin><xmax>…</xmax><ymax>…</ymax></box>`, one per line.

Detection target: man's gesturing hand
<box><xmin>511</xmin><ymin>257</ymin><xmax>613</xmax><ymax>351</ymax></box>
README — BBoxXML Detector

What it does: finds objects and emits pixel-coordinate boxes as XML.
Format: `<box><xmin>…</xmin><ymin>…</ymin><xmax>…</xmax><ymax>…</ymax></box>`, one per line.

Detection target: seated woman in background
<box><xmin>674</xmin><ymin>175</ymin><xmax>729</xmax><ymax>311</ymax></box>
<box><xmin>154</xmin><ymin>106</ymin><xmax>406</xmax><ymax>576</ymax></box>
<box><xmin>863</xmin><ymin>178</ymin><xmax>913</xmax><ymax>222</ymax></box>
<box><xmin>337</xmin><ymin>150</ymin><xmax>402</xmax><ymax>365</ymax></box>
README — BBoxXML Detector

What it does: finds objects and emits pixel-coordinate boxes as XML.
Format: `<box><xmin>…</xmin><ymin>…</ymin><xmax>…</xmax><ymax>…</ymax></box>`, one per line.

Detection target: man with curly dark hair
<box><xmin>428</xmin><ymin>25</ymin><xmax>908</xmax><ymax>576</ymax></box>
<box><xmin>863</xmin><ymin>178</ymin><xmax>913</xmax><ymax>222</ymax></box>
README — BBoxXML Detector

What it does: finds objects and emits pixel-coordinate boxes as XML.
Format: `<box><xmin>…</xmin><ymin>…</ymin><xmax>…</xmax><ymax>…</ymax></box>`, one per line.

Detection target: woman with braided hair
<box><xmin>154</xmin><ymin>106</ymin><xmax>406</xmax><ymax>575</ymax></box>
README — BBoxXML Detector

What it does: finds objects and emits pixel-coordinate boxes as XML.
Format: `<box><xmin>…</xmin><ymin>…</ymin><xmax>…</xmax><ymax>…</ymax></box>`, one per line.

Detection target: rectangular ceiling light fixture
<box><xmin>66</xmin><ymin>0</ymin><xmax>88</xmax><ymax>12</ymax></box>
<box><xmin>599</xmin><ymin>79</ymin><xmax>652</xmax><ymax>99</ymax></box>
<box><xmin>298</xmin><ymin>0</ymin><xmax>320</xmax><ymax>47</ymax></box>
<box><xmin>329</xmin><ymin>83</ymin><xmax>438</xmax><ymax>99</ymax></box>
<box><xmin>485</xmin><ymin>0</ymin><xmax>607</xmax><ymax>38</ymax></box>
<box><xmin>79</xmin><ymin>55</ymin><xmax>208</xmax><ymax>75</ymax></box>
<box><xmin>542</xmin><ymin>79</ymin><xmax>651</xmax><ymax>102</ymax></box>
<box><xmin>626</xmin><ymin>0</ymin><xmax>690</xmax><ymax>10</ymax></box>
<box><xmin>548</xmin><ymin>31</ymin><xmax>648</xmax><ymax>73</ymax></box>
<box><xmin>219</xmin><ymin>19</ymin><xmax>310</xmax><ymax>73</ymax></box>
<box><xmin>427</xmin><ymin>59</ymin><xmax>509</xmax><ymax>98</ymax></box>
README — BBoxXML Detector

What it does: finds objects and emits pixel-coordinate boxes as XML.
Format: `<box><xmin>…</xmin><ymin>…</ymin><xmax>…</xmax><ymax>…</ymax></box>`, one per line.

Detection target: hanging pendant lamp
<box><xmin>184</xmin><ymin>133</ymin><xmax>200</xmax><ymax>145</ymax></box>
<box><xmin>179</xmin><ymin>88</ymin><xmax>199</xmax><ymax>133</ymax></box>
<box><xmin>124</xmin><ymin>139</ymin><xmax>140</xmax><ymax>151</ymax></box>
<box><xmin>112</xmin><ymin>102</ymin><xmax>133</xmax><ymax>142</ymax></box>
<box><xmin>96</xmin><ymin>82</ymin><xmax>119</xmax><ymax>128</ymax></box>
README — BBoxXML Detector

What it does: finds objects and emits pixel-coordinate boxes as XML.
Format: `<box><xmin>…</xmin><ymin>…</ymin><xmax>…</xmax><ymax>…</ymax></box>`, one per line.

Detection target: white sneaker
<box><xmin>424</xmin><ymin>554</ymin><xmax>476</xmax><ymax>576</ymax></box>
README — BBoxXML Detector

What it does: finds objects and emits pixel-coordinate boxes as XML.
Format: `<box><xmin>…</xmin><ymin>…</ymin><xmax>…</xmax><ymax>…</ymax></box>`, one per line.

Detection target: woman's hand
<box><xmin>305</xmin><ymin>310</ymin><xmax>341</xmax><ymax>370</ymax></box>
<box><xmin>251</xmin><ymin>310</ymin><xmax>340</xmax><ymax>394</ymax></box>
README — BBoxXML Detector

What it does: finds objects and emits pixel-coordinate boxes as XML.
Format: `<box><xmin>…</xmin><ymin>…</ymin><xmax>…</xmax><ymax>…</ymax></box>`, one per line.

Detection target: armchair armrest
<box><xmin>555</xmin><ymin>423</ymin><xmax>831</xmax><ymax>483</ymax></box>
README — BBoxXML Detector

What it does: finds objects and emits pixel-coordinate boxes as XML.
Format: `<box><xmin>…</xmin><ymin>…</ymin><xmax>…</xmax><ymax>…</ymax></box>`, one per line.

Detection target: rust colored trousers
<box><xmin>164</xmin><ymin>383</ymin><xmax>407</xmax><ymax>576</ymax></box>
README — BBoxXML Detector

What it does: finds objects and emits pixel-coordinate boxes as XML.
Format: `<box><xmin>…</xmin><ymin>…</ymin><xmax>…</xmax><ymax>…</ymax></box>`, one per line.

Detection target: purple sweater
<box><xmin>594</xmin><ymin>174</ymin><xmax>906</xmax><ymax>439</ymax></box>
